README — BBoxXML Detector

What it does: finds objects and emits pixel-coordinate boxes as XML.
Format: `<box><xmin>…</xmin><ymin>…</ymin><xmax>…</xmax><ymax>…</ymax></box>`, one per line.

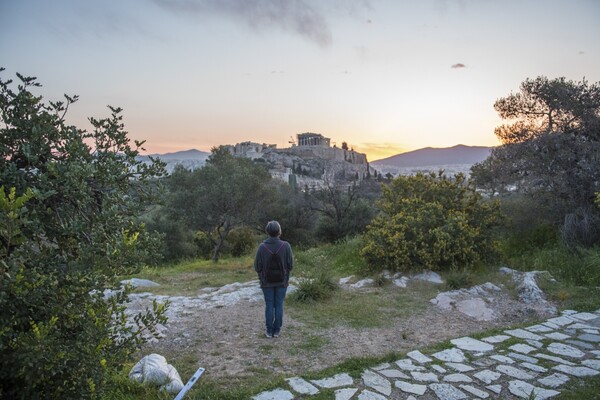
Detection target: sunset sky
<box><xmin>2</xmin><ymin>0</ymin><xmax>599</xmax><ymax>161</ymax></box>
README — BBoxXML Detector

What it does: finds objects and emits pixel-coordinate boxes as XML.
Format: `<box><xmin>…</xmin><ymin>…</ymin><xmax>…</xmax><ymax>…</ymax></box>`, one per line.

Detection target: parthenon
<box><xmin>297</xmin><ymin>132</ymin><xmax>331</xmax><ymax>147</ymax></box>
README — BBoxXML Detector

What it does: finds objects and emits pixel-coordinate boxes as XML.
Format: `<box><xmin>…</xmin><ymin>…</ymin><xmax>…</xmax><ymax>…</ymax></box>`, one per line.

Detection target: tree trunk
<box><xmin>212</xmin><ymin>220</ymin><xmax>231</xmax><ymax>262</ymax></box>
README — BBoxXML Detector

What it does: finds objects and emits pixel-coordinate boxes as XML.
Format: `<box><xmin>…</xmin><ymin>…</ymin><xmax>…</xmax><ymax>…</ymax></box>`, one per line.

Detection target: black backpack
<box><xmin>262</xmin><ymin>242</ymin><xmax>286</xmax><ymax>284</ymax></box>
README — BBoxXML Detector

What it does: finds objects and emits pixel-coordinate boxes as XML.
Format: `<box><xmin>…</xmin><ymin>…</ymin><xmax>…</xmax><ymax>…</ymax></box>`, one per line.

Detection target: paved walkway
<box><xmin>253</xmin><ymin>310</ymin><xmax>600</xmax><ymax>400</ymax></box>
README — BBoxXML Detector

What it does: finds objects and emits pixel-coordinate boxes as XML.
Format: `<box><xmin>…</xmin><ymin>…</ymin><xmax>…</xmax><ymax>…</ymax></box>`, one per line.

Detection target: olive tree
<box><xmin>0</xmin><ymin>70</ymin><xmax>167</xmax><ymax>399</ymax></box>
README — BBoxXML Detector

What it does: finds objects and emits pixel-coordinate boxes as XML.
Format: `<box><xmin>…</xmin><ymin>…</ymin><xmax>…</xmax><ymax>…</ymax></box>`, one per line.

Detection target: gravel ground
<box><xmin>137</xmin><ymin>284</ymin><xmax>554</xmax><ymax>383</ymax></box>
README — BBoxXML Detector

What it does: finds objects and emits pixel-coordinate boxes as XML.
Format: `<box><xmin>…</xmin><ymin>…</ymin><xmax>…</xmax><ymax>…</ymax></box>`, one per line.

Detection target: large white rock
<box><xmin>413</xmin><ymin>270</ymin><xmax>443</xmax><ymax>284</ymax></box>
<box><xmin>128</xmin><ymin>354</ymin><xmax>184</xmax><ymax>394</ymax></box>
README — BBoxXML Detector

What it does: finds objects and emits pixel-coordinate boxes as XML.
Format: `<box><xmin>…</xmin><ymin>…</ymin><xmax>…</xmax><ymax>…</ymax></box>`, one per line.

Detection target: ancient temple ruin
<box><xmin>297</xmin><ymin>133</ymin><xmax>331</xmax><ymax>147</ymax></box>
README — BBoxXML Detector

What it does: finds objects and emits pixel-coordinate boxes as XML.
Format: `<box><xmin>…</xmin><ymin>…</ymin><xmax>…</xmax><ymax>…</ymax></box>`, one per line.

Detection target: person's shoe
<box><xmin>273</xmin><ymin>332</ymin><xmax>280</xmax><ymax>338</ymax></box>
<box><xmin>265</xmin><ymin>331</ymin><xmax>273</xmax><ymax>338</ymax></box>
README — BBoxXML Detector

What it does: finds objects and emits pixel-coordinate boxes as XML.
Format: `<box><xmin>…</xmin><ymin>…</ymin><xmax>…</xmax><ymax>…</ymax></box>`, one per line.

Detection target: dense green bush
<box><xmin>361</xmin><ymin>172</ymin><xmax>501</xmax><ymax>273</ymax></box>
<box><xmin>0</xmin><ymin>71</ymin><xmax>167</xmax><ymax>399</ymax></box>
<box><xmin>224</xmin><ymin>226</ymin><xmax>256</xmax><ymax>257</ymax></box>
<box><xmin>289</xmin><ymin>270</ymin><xmax>338</xmax><ymax>303</ymax></box>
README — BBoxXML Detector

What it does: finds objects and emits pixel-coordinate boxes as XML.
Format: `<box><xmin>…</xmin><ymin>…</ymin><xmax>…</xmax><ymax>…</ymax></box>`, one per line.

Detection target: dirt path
<box><xmin>138</xmin><ymin>286</ymin><xmax>550</xmax><ymax>382</ymax></box>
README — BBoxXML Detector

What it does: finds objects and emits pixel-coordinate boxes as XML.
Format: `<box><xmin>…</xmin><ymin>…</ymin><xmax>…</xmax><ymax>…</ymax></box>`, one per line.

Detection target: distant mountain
<box><xmin>137</xmin><ymin>149</ymin><xmax>210</xmax><ymax>172</ymax></box>
<box><xmin>371</xmin><ymin>145</ymin><xmax>493</xmax><ymax>167</ymax></box>
<box><xmin>143</xmin><ymin>149</ymin><xmax>210</xmax><ymax>161</ymax></box>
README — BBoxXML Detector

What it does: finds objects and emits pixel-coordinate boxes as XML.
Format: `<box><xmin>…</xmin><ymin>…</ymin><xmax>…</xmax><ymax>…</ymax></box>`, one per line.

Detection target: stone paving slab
<box><xmin>253</xmin><ymin>309</ymin><xmax>600</xmax><ymax>399</ymax></box>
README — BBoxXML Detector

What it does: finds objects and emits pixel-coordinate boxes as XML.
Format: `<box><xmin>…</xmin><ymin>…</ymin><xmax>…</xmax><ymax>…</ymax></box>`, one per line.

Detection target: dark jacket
<box><xmin>254</xmin><ymin>237</ymin><xmax>293</xmax><ymax>288</ymax></box>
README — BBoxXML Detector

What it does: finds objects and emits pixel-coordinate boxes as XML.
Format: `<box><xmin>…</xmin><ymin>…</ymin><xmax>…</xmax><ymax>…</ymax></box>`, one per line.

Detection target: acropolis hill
<box><xmin>224</xmin><ymin>132</ymin><xmax>376</xmax><ymax>187</ymax></box>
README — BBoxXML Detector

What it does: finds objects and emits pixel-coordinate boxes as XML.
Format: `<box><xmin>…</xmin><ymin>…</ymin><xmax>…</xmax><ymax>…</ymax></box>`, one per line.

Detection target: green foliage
<box><xmin>472</xmin><ymin>76</ymin><xmax>600</xmax><ymax>242</ymax></box>
<box><xmin>159</xmin><ymin>147</ymin><xmax>272</xmax><ymax>261</ymax></box>
<box><xmin>361</xmin><ymin>172</ymin><xmax>501</xmax><ymax>273</ymax></box>
<box><xmin>0</xmin><ymin>71</ymin><xmax>167</xmax><ymax>399</ymax></box>
<box><xmin>289</xmin><ymin>270</ymin><xmax>337</xmax><ymax>303</ymax></box>
<box><xmin>224</xmin><ymin>226</ymin><xmax>255</xmax><ymax>257</ymax></box>
<box><xmin>444</xmin><ymin>268</ymin><xmax>474</xmax><ymax>290</ymax></box>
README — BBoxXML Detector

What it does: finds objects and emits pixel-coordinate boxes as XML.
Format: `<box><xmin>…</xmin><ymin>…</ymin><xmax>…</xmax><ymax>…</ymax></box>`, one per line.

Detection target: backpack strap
<box><xmin>262</xmin><ymin>242</ymin><xmax>286</xmax><ymax>255</ymax></box>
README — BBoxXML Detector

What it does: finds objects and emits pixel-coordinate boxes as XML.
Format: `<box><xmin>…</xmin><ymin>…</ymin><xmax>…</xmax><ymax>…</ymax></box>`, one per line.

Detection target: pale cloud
<box><xmin>151</xmin><ymin>0</ymin><xmax>334</xmax><ymax>47</ymax></box>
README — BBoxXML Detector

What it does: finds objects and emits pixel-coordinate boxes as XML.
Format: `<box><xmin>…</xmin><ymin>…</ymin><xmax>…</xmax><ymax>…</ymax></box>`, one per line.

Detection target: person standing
<box><xmin>254</xmin><ymin>221</ymin><xmax>293</xmax><ymax>338</ymax></box>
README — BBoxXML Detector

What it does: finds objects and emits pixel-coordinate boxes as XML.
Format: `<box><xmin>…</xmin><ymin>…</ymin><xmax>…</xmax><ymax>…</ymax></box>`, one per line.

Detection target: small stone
<box><xmin>431</xmin><ymin>348</ymin><xmax>466</xmax><ymax>363</ymax></box>
<box><xmin>534</xmin><ymin>353</ymin><xmax>576</xmax><ymax>365</ymax></box>
<box><xmin>520</xmin><ymin>362</ymin><xmax>547</xmax><ymax>373</ymax></box>
<box><xmin>451</xmin><ymin>337</ymin><xmax>494</xmax><ymax>352</ymax></box>
<box><xmin>508</xmin><ymin>352</ymin><xmax>538</xmax><ymax>364</ymax></box>
<box><xmin>553</xmin><ymin>364</ymin><xmax>600</xmax><ymax>377</ymax></box>
<box><xmin>578</xmin><ymin>333</ymin><xmax>600</xmax><ymax>343</ymax></box>
<box><xmin>546</xmin><ymin>316</ymin><xmax>576</xmax><ymax>326</ymax></box>
<box><xmin>525</xmin><ymin>324</ymin><xmax>554</xmax><ymax>333</ymax></box>
<box><xmin>445</xmin><ymin>362</ymin><xmax>474</xmax><ymax>372</ymax></box>
<box><xmin>542</xmin><ymin>321</ymin><xmax>561</xmax><ymax>329</ymax></box>
<box><xmin>582</xmin><ymin>359</ymin><xmax>600</xmax><ymax>370</ymax></box>
<box><xmin>496</xmin><ymin>365</ymin><xmax>535</xmax><ymax>380</ymax></box>
<box><xmin>371</xmin><ymin>363</ymin><xmax>390</xmax><ymax>371</ymax></box>
<box><xmin>486</xmin><ymin>384</ymin><xmax>502</xmax><ymax>394</ymax></box>
<box><xmin>395</xmin><ymin>360</ymin><xmax>426</xmax><ymax>371</ymax></box>
<box><xmin>407</xmin><ymin>350</ymin><xmax>432</xmax><ymax>363</ymax></box>
<box><xmin>378</xmin><ymin>369</ymin><xmax>409</xmax><ymax>379</ymax></box>
<box><xmin>252</xmin><ymin>389</ymin><xmax>294</xmax><ymax>400</ymax></box>
<box><xmin>507</xmin><ymin>380</ymin><xmax>559</xmax><ymax>399</ymax></box>
<box><xmin>583</xmin><ymin>329</ymin><xmax>600</xmax><ymax>334</ymax></box>
<box><xmin>429</xmin><ymin>383</ymin><xmax>468</xmax><ymax>400</ymax></box>
<box><xmin>547</xmin><ymin>342</ymin><xmax>586</xmax><ymax>358</ymax></box>
<box><xmin>538</xmin><ymin>373</ymin><xmax>570</xmax><ymax>388</ymax></box>
<box><xmin>286</xmin><ymin>377</ymin><xmax>319</xmax><ymax>395</ymax></box>
<box><xmin>481</xmin><ymin>334</ymin><xmax>511</xmax><ymax>344</ymax></box>
<box><xmin>571</xmin><ymin>312</ymin><xmax>599</xmax><ymax>321</ymax></box>
<box><xmin>410</xmin><ymin>371</ymin><xmax>438</xmax><ymax>382</ymax></box>
<box><xmin>361</xmin><ymin>370</ymin><xmax>391</xmax><ymax>396</ymax></box>
<box><xmin>526</xmin><ymin>340</ymin><xmax>544</xmax><ymax>348</ymax></box>
<box><xmin>490</xmin><ymin>355</ymin><xmax>515</xmax><ymax>364</ymax></box>
<box><xmin>545</xmin><ymin>332</ymin><xmax>570</xmax><ymax>340</ymax></box>
<box><xmin>510</xmin><ymin>344</ymin><xmax>537</xmax><ymax>354</ymax></box>
<box><xmin>504</xmin><ymin>329</ymin><xmax>544</xmax><ymax>340</ymax></box>
<box><xmin>569</xmin><ymin>322</ymin><xmax>596</xmax><ymax>330</ymax></box>
<box><xmin>311</xmin><ymin>373</ymin><xmax>354</xmax><ymax>388</ymax></box>
<box><xmin>473</xmin><ymin>369</ymin><xmax>502</xmax><ymax>384</ymax></box>
<box><xmin>431</xmin><ymin>365</ymin><xmax>447</xmax><ymax>373</ymax></box>
<box><xmin>443</xmin><ymin>373</ymin><xmax>472</xmax><ymax>383</ymax></box>
<box><xmin>335</xmin><ymin>388</ymin><xmax>358</xmax><ymax>400</ymax></box>
<box><xmin>565</xmin><ymin>339</ymin><xmax>594</xmax><ymax>349</ymax></box>
<box><xmin>357</xmin><ymin>389</ymin><xmax>387</xmax><ymax>400</ymax></box>
<box><xmin>459</xmin><ymin>384</ymin><xmax>490</xmax><ymax>398</ymax></box>
<box><xmin>395</xmin><ymin>380</ymin><xmax>427</xmax><ymax>395</ymax></box>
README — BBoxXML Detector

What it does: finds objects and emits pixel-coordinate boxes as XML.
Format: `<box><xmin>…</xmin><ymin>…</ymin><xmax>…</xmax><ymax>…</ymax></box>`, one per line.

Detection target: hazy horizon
<box><xmin>2</xmin><ymin>0</ymin><xmax>599</xmax><ymax>161</ymax></box>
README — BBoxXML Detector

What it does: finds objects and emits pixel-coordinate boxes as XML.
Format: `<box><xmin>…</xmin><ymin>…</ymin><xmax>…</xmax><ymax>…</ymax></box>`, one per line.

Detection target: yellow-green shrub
<box><xmin>361</xmin><ymin>172</ymin><xmax>500</xmax><ymax>272</ymax></box>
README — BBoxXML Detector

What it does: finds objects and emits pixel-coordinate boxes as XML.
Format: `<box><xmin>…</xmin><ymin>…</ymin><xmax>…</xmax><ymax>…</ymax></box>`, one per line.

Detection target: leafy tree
<box><xmin>308</xmin><ymin>178</ymin><xmax>377</xmax><ymax>242</ymax></box>
<box><xmin>163</xmin><ymin>146</ymin><xmax>273</xmax><ymax>261</ymax></box>
<box><xmin>0</xmin><ymin>71</ymin><xmax>167</xmax><ymax>399</ymax></box>
<box><xmin>361</xmin><ymin>172</ymin><xmax>500</xmax><ymax>272</ymax></box>
<box><xmin>472</xmin><ymin>76</ymin><xmax>600</xmax><ymax>239</ymax></box>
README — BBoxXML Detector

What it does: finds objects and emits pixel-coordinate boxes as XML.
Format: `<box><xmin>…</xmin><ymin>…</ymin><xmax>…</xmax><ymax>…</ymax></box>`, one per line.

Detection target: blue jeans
<box><xmin>262</xmin><ymin>287</ymin><xmax>287</xmax><ymax>335</ymax></box>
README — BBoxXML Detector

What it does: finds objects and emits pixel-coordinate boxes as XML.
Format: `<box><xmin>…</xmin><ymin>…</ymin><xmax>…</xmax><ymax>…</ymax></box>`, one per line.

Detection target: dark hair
<box><xmin>265</xmin><ymin>221</ymin><xmax>282</xmax><ymax>237</ymax></box>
